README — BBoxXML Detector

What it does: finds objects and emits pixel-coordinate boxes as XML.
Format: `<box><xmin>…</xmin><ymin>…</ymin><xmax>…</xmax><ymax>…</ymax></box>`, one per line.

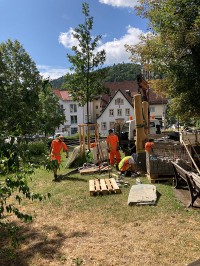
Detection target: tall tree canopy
<box><xmin>64</xmin><ymin>2</ymin><xmax>106</xmax><ymax>123</ymax></box>
<box><xmin>0</xmin><ymin>39</ymin><xmax>64</xmax><ymax>135</ymax></box>
<box><xmin>126</xmin><ymin>0</ymin><xmax>200</xmax><ymax>121</ymax></box>
<box><xmin>0</xmin><ymin>39</ymin><xmax>41</xmax><ymax>134</ymax></box>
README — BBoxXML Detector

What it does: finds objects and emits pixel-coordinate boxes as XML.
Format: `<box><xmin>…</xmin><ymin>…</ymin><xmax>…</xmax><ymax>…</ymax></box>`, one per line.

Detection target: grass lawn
<box><xmin>1</xmin><ymin>149</ymin><xmax>200</xmax><ymax>266</ymax></box>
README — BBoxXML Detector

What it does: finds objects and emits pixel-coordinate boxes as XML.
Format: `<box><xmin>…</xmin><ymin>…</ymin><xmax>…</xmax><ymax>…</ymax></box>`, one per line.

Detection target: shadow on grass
<box><xmin>59</xmin><ymin>174</ymin><xmax>87</xmax><ymax>182</ymax></box>
<box><xmin>0</xmin><ymin>222</ymin><xmax>90</xmax><ymax>266</ymax></box>
<box><xmin>156</xmin><ymin>190</ymin><xmax>162</xmax><ymax>205</ymax></box>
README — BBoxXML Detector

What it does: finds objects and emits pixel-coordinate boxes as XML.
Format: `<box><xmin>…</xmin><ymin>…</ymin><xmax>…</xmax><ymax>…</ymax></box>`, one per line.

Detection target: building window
<box><xmin>150</xmin><ymin>106</ymin><xmax>155</xmax><ymax>112</ymax></box>
<box><xmin>101</xmin><ymin>122</ymin><xmax>107</xmax><ymax>130</ymax></box>
<box><xmin>117</xmin><ymin>109</ymin><xmax>122</xmax><ymax>116</ymax></box>
<box><xmin>71</xmin><ymin>127</ymin><xmax>78</xmax><ymax>135</ymax></box>
<box><xmin>59</xmin><ymin>104</ymin><xmax>64</xmax><ymax>112</ymax></box>
<box><xmin>96</xmin><ymin>105</ymin><xmax>98</xmax><ymax>109</ymax></box>
<box><xmin>109</xmin><ymin>109</ymin><xmax>114</xmax><ymax>116</ymax></box>
<box><xmin>71</xmin><ymin>115</ymin><xmax>77</xmax><ymax>124</ymax></box>
<box><xmin>125</xmin><ymin>108</ymin><xmax>130</xmax><ymax>116</ymax></box>
<box><xmin>110</xmin><ymin>122</ymin><xmax>115</xmax><ymax>129</ymax></box>
<box><xmin>70</xmin><ymin>104</ymin><xmax>77</xmax><ymax>113</ymax></box>
<box><xmin>115</xmin><ymin>98</ymin><xmax>124</xmax><ymax>105</ymax></box>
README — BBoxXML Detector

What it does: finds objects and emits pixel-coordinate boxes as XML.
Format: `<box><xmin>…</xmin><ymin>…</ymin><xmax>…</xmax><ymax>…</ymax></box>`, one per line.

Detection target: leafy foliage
<box><xmin>64</xmin><ymin>2</ymin><xmax>106</xmax><ymax>123</ymax></box>
<box><xmin>0</xmin><ymin>39</ymin><xmax>57</xmax><ymax>247</ymax></box>
<box><xmin>103</xmin><ymin>63</ymin><xmax>141</xmax><ymax>82</ymax></box>
<box><xmin>52</xmin><ymin>63</ymin><xmax>141</xmax><ymax>88</ymax></box>
<box><xmin>126</xmin><ymin>0</ymin><xmax>200</xmax><ymax>121</ymax></box>
<box><xmin>0</xmin><ymin>137</ymin><xmax>51</xmax><ymax>246</ymax></box>
<box><xmin>0</xmin><ymin>40</ymin><xmax>41</xmax><ymax>135</ymax></box>
<box><xmin>0</xmin><ymin>40</ymin><xmax>65</xmax><ymax>136</ymax></box>
<box><xmin>38</xmin><ymin>81</ymin><xmax>65</xmax><ymax>135</ymax></box>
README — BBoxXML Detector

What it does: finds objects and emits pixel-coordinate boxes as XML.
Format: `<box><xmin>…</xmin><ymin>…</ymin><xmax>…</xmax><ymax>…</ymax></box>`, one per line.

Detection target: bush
<box><xmin>27</xmin><ymin>141</ymin><xmax>48</xmax><ymax>156</ymax></box>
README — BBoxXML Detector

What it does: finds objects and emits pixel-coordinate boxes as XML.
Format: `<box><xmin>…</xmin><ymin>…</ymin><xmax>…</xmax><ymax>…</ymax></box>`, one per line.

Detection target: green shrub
<box><xmin>27</xmin><ymin>141</ymin><xmax>47</xmax><ymax>156</ymax></box>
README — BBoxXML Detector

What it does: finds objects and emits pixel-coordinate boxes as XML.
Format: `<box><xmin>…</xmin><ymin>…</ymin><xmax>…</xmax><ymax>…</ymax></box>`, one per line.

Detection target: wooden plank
<box><xmin>89</xmin><ymin>180</ymin><xmax>96</xmax><ymax>196</ymax></box>
<box><xmin>182</xmin><ymin>141</ymin><xmax>200</xmax><ymax>175</ymax></box>
<box><xmin>94</xmin><ymin>179</ymin><xmax>101</xmax><ymax>192</ymax></box>
<box><xmin>109</xmin><ymin>178</ymin><xmax>121</xmax><ymax>193</ymax></box>
<box><xmin>104</xmin><ymin>178</ymin><xmax>113</xmax><ymax>191</ymax></box>
<box><xmin>99</xmin><ymin>179</ymin><xmax>109</xmax><ymax>195</ymax></box>
<box><xmin>79</xmin><ymin>167</ymin><xmax>99</xmax><ymax>175</ymax></box>
<box><xmin>99</xmin><ymin>166</ymin><xmax>111</xmax><ymax>172</ymax></box>
<box><xmin>147</xmin><ymin>173</ymin><xmax>173</xmax><ymax>184</ymax></box>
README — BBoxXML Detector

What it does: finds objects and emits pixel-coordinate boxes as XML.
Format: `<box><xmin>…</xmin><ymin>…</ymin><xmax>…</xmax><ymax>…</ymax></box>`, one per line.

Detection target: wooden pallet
<box><xmin>147</xmin><ymin>173</ymin><xmax>174</xmax><ymax>184</ymax></box>
<box><xmin>89</xmin><ymin>178</ymin><xmax>121</xmax><ymax>196</ymax></box>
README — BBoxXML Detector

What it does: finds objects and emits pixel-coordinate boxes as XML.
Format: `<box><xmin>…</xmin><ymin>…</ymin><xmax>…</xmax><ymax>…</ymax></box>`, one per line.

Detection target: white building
<box><xmin>53</xmin><ymin>81</ymin><xmax>168</xmax><ymax>136</ymax></box>
<box><xmin>97</xmin><ymin>89</ymin><xmax>134</xmax><ymax>136</ymax></box>
<box><xmin>100</xmin><ymin>81</ymin><xmax>168</xmax><ymax>128</ymax></box>
<box><xmin>54</xmin><ymin>90</ymin><xmax>89</xmax><ymax>136</ymax></box>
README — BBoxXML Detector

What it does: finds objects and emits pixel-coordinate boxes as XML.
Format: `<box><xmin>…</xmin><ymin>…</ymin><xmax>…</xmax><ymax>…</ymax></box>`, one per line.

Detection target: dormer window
<box><xmin>115</xmin><ymin>98</ymin><xmax>124</xmax><ymax>105</ymax></box>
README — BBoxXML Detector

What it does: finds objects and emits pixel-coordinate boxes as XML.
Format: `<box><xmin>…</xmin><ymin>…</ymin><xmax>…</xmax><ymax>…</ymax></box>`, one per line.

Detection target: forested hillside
<box><xmin>51</xmin><ymin>63</ymin><xmax>141</xmax><ymax>89</ymax></box>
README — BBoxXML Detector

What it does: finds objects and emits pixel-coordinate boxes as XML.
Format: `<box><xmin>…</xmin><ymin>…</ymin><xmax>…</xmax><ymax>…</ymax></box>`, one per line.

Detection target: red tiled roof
<box><xmin>53</xmin><ymin>90</ymin><xmax>72</xmax><ymax>101</ymax></box>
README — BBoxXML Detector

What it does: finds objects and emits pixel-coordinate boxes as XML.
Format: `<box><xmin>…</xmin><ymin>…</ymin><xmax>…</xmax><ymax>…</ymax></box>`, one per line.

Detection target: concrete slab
<box><xmin>127</xmin><ymin>184</ymin><xmax>157</xmax><ymax>206</ymax></box>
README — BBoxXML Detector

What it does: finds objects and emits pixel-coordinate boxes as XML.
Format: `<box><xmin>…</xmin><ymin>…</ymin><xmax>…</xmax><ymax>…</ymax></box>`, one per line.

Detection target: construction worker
<box><xmin>106</xmin><ymin>129</ymin><xmax>121</xmax><ymax>167</ymax></box>
<box><xmin>145</xmin><ymin>139</ymin><xmax>155</xmax><ymax>155</ymax></box>
<box><xmin>50</xmin><ymin>135</ymin><xmax>68</xmax><ymax>181</ymax></box>
<box><xmin>118</xmin><ymin>154</ymin><xmax>137</xmax><ymax>176</ymax></box>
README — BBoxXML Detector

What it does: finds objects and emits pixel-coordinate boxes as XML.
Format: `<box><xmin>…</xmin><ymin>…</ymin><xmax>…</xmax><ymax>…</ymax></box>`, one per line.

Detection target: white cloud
<box><xmin>37</xmin><ymin>65</ymin><xmax>70</xmax><ymax>80</ymax></box>
<box><xmin>58</xmin><ymin>27</ymin><xmax>78</xmax><ymax>48</ymax></box>
<box><xmin>98</xmin><ymin>26</ymin><xmax>143</xmax><ymax>65</ymax></box>
<box><xmin>58</xmin><ymin>26</ymin><xmax>143</xmax><ymax>66</ymax></box>
<box><xmin>99</xmin><ymin>0</ymin><xmax>139</xmax><ymax>9</ymax></box>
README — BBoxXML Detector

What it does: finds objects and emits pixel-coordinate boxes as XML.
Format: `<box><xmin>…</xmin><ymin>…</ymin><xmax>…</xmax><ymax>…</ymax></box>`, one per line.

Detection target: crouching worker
<box><xmin>118</xmin><ymin>154</ymin><xmax>137</xmax><ymax>177</ymax></box>
<box><xmin>50</xmin><ymin>135</ymin><xmax>68</xmax><ymax>182</ymax></box>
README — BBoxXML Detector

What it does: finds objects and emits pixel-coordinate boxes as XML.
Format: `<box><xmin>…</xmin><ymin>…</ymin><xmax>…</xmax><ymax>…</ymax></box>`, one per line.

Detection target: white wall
<box><xmin>56</xmin><ymin>99</ymin><xmax>85</xmax><ymax>135</ymax></box>
<box><xmin>149</xmin><ymin>104</ymin><xmax>167</xmax><ymax>127</ymax></box>
<box><xmin>97</xmin><ymin>91</ymin><xmax>134</xmax><ymax>136</ymax></box>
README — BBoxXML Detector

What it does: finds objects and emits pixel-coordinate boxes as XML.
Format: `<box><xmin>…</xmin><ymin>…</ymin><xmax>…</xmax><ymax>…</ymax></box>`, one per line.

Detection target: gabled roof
<box><xmin>101</xmin><ymin>81</ymin><xmax>168</xmax><ymax>109</ymax></box>
<box><xmin>97</xmin><ymin>89</ymin><xmax>134</xmax><ymax>119</ymax></box>
<box><xmin>53</xmin><ymin>89</ymin><xmax>72</xmax><ymax>101</ymax></box>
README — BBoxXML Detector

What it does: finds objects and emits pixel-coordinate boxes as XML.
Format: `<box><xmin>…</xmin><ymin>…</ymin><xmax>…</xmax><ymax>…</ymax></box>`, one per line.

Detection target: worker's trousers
<box><xmin>109</xmin><ymin>150</ymin><xmax>121</xmax><ymax>165</ymax></box>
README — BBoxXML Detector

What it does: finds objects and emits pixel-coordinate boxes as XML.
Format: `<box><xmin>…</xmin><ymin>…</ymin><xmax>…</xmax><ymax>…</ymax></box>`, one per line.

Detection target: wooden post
<box><xmin>78</xmin><ymin>124</ymin><xmax>85</xmax><ymax>156</ymax></box>
<box><xmin>134</xmin><ymin>94</ymin><xmax>147</xmax><ymax>153</ymax></box>
<box><xmin>182</xmin><ymin>141</ymin><xmax>200</xmax><ymax>175</ymax></box>
<box><xmin>87</xmin><ymin>124</ymin><xmax>91</xmax><ymax>149</ymax></box>
<box><xmin>142</xmin><ymin>101</ymin><xmax>149</xmax><ymax>135</ymax></box>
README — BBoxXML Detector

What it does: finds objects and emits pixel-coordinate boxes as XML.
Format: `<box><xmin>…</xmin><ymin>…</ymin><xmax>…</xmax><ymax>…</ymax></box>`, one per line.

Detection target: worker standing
<box><xmin>50</xmin><ymin>135</ymin><xmax>68</xmax><ymax>182</ymax></box>
<box><xmin>106</xmin><ymin>129</ymin><xmax>121</xmax><ymax>167</ymax></box>
<box><xmin>145</xmin><ymin>139</ymin><xmax>155</xmax><ymax>155</ymax></box>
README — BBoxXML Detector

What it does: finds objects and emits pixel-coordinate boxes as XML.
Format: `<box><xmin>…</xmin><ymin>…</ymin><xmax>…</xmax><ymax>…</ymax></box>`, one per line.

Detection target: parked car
<box><xmin>32</xmin><ymin>134</ymin><xmax>46</xmax><ymax>140</ymax></box>
<box><xmin>48</xmin><ymin>132</ymin><xmax>69</xmax><ymax>140</ymax></box>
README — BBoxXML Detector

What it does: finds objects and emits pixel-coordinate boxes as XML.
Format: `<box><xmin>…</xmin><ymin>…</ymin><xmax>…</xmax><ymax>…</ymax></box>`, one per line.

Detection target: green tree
<box><xmin>0</xmin><ymin>40</ymin><xmax>60</xmax><ymax>246</ymax></box>
<box><xmin>65</xmin><ymin>2</ymin><xmax>106</xmax><ymax>124</ymax></box>
<box><xmin>38</xmin><ymin>80</ymin><xmax>65</xmax><ymax>136</ymax></box>
<box><xmin>0</xmin><ymin>39</ymin><xmax>42</xmax><ymax>135</ymax></box>
<box><xmin>0</xmin><ymin>40</ymin><xmax>65</xmax><ymax>136</ymax></box>
<box><xmin>126</xmin><ymin>0</ymin><xmax>200</xmax><ymax>122</ymax></box>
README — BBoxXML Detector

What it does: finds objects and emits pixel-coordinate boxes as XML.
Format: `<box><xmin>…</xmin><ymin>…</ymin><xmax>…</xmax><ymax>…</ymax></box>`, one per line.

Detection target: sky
<box><xmin>0</xmin><ymin>0</ymin><xmax>148</xmax><ymax>80</ymax></box>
